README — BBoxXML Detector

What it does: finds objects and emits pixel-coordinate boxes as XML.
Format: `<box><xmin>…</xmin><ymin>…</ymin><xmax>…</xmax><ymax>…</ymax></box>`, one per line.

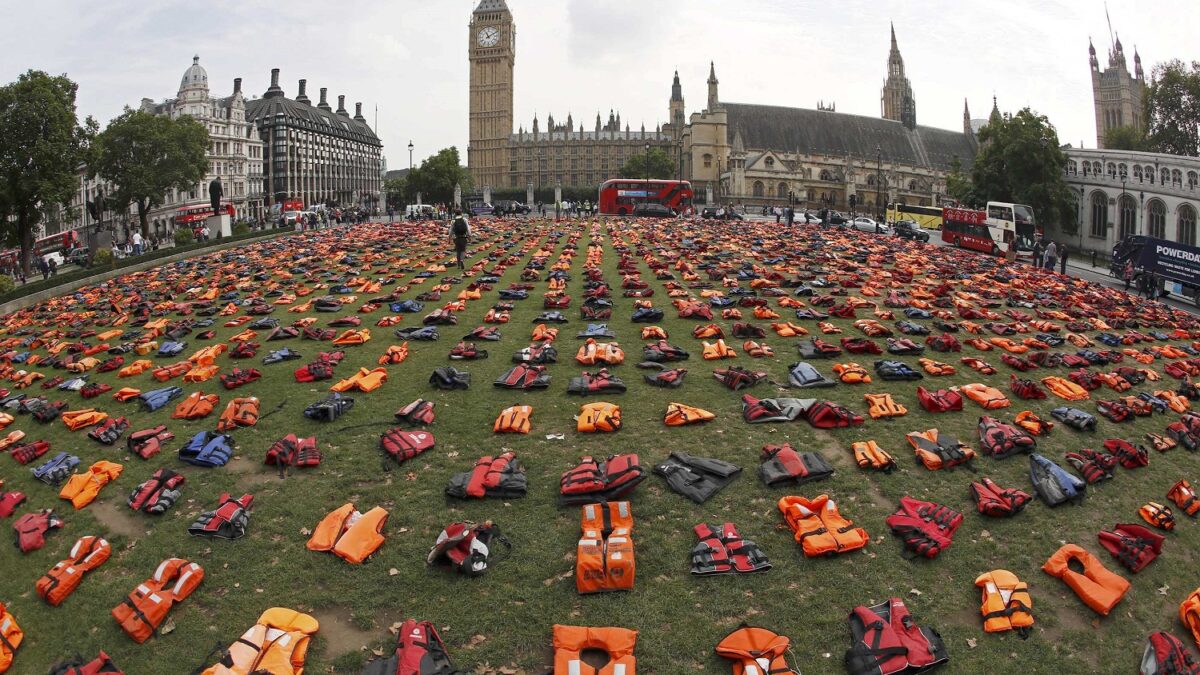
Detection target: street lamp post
<box><xmin>407</xmin><ymin>141</ymin><xmax>414</xmax><ymax>171</ymax></box>
<box><xmin>1120</xmin><ymin>172</ymin><xmax>1127</xmax><ymax>239</ymax></box>
<box><xmin>644</xmin><ymin>142</ymin><xmax>651</xmax><ymax>205</ymax></box>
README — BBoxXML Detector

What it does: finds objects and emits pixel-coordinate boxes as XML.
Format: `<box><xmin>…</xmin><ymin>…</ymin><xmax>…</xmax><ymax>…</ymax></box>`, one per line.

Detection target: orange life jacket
<box><xmin>217</xmin><ymin>397</ymin><xmax>260</xmax><ymax>432</ymax></box>
<box><xmin>494</xmin><ymin>405</ymin><xmax>533</xmax><ymax>434</ymax></box>
<box><xmin>918</xmin><ymin>358</ymin><xmax>955</xmax><ymax>376</ymax></box>
<box><xmin>777</xmin><ymin>494</ymin><xmax>869</xmax><ymax>556</ymax></box>
<box><xmin>111</xmin><ymin>558</ymin><xmax>205</xmax><ymax>643</ymax></box>
<box><xmin>135</xmin><ymin>341</ymin><xmax>160</xmax><ymax>355</ymax></box>
<box><xmin>664</xmin><ymin>402</ymin><xmax>715</xmax><ymax>426</ymax></box>
<box><xmin>1014</xmin><ymin>410</ymin><xmax>1053</xmax><ymax>436</ymax></box>
<box><xmin>1041</xmin><ymin>376</ymin><xmax>1090</xmax><ymax>401</ymax></box>
<box><xmin>578</xmin><ymin>402</ymin><xmax>622</xmax><ymax>433</ymax></box>
<box><xmin>332</xmin><ymin>328</ymin><xmax>370</xmax><ymax>345</ymax></box>
<box><xmin>66</xmin><ymin>357</ymin><xmax>99</xmax><ymax>373</ymax></box>
<box><xmin>1168</xmin><ymin>480</ymin><xmax>1200</xmax><ymax>516</ymax></box>
<box><xmin>1140</xmin><ymin>502</ymin><xmax>1177</xmax><ymax>530</ymax></box>
<box><xmin>753</xmin><ymin>306</ymin><xmax>780</xmax><ymax>320</ymax></box>
<box><xmin>552</xmin><ymin>625</ymin><xmax>637</xmax><ymax>675</ymax></box>
<box><xmin>851</xmin><ymin>440</ymin><xmax>896</xmax><ymax>472</ymax></box>
<box><xmin>331</xmin><ymin>367</ymin><xmax>389</xmax><ymax>393</ymax></box>
<box><xmin>114</xmin><ymin>387</ymin><xmax>142</xmax><ymax>402</ymax></box>
<box><xmin>59</xmin><ymin>460</ymin><xmax>124</xmax><ymax>509</ymax></box>
<box><xmin>742</xmin><ymin>340</ymin><xmax>774</xmax><ymax>358</ymax></box>
<box><xmin>119</xmin><ymin>359</ymin><xmax>153</xmax><ymax>377</ymax></box>
<box><xmin>832</xmin><ymin>362</ymin><xmax>870</xmax><ymax>384</ymax></box>
<box><xmin>715</xmin><ymin>625</ymin><xmax>796</xmax><ymax>675</ymax></box>
<box><xmin>770</xmin><ymin>322</ymin><xmax>808</xmax><ymax>337</ymax></box>
<box><xmin>378</xmin><ymin>344</ymin><xmax>409</xmax><ymax>365</ymax></box>
<box><xmin>990</xmin><ymin>337</ymin><xmax>1029</xmax><ymax>353</ymax></box>
<box><xmin>62</xmin><ymin>408</ymin><xmax>108</xmax><ymax>431</ymax></box>
<box><xmin>702</xmin><ymin>339</ymin><xmax>738</xmax><ymax>360</ymax></box>
<box><xmin>864</xmin><ymin>393</ymin><xmax>907</xmax><ymax>419</ymax></box>
<box><xmin>183</xmin><ymin>363</ymin><xmax>221</xmax><ymax>383</ymax></box>
<box><xmin>0</xmin><ymin>602</ymin><xmax>22</xmax><ymax>673</ymax></box>
<box><xmin>576</xmin><ymin>501</ymin><xmax>635</xmax><ymax>594</ymax></box>
<box><xmin>976</xmin><ymin>569</ymin><xmax>1034</xmax><ymax>636</ymax></box>
<box><xmin>36</xmin><ymin>535</ymin><xmax>112</xmax><ymax>606</ymax></box>
<box><xmin>1156</xmin><ymin>390</ymin><xmax>1191</xmax><ymax>413</ymax></box>
<box><xmin>532</xmin><ymin>324</ymin><xmax>559</xmax><ymax>342</ymax></box>
<box><xmin>1182</xmin><ymin>589</ymin><xmax>1200</xmax><ymax>650</ymax></box>
<box><xmin>693</xmin><ymin>324</ymin><xmax>724</xmax><ymax>339</ymax></box>
<box><xmin>173</xmin><ymin>392</ymin><xmax>220</xmax><ymax>419</ymax></box>
<box><xmin>306</xmin><ymin>504</ymin><xmax>389</xmax><ymax>564</ymax></box>
<box><xmin>907</xmin><ymin>429</ymin><xmax>976</xmax><ymax>470</ymax></box>
<box><xmin>0</xmin><ymin>430</ymin><xmax>25</xmax><ymax>452</ymax></box>
<box><xmin>640</xmin><ymin>326</ymin><xmax>668</xmax><ymax>340</ymax></box>
<box><xmin>960</xmin><ymin>383</ymin><xmax>1010</xmax><ymax>409</ymax></box>
<box><xmin>153</xmin><ymin>361</ymin><xmax>191</xmax><ymax>382</ymax></box>
<box><xmin>1041</xmin><ymin>543</ymin><xmax>1129</xmax><ymax>615</ymax></box>
<box><xmin>201</xmin><ymin>607</ymin><xmax>318</xmax><ymax>675</ymax></box>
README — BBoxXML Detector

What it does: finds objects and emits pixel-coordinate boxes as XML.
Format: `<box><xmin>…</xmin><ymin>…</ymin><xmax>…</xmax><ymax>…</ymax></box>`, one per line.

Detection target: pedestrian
<box><xmin>1059</xmin><ymin>242</ymin><xmax>1069</xmax><ymax>275</ymax></box>
<box><xmin>1032</xmin><ymin>238</ymin><xmax>1044</xmax><ymax>268</ymax></box>
<box><xmin>450</xmin><ymin>209</ymin><xmax>470</xmax><ymax>271</ymax></box>
<box><xmin>132</xmin><ymin>230</ymin><xmax>143</xmax><ymax>256</ymax></box>
<box><xmin>38</xmin><ymin>257</ymin><xmax>49</xmax><ymax>281</ymax></box>
<box><xmin>1145</xmin><ymin>271</ymin><xmax>1157</xmax><ymax>299</ymax></box>
<box><xmin>1043</xmin><ymin>240</ymin><xmax>1058</xmax><ymax>271</ymax></box>
<box><xmin>1123</xmin><ymin>261</ymin><xmax>1134</xmax><ymax>291</ymax></box>
<box><xmin>48</xmin><ymin>258</ymin><xmax>57</xmax><ymax>277</ymax></box>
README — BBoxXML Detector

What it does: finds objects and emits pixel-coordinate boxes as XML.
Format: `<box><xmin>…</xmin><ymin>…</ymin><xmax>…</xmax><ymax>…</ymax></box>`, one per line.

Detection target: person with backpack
<box><xmin>450</xmin><ymin>210</ymin><xmax>470</xmax><ymax>270</ymax></box>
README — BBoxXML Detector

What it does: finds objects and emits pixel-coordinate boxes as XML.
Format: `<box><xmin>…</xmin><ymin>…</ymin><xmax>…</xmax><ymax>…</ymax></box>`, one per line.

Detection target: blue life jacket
<box><xmin>139</xmin><ymin>386</ymin><xmax>184</xmax><ymax>412</ymax></box>
<box><xmin>178</xmin><ymin>431</ymin><xmax>234</xmax><ymax>467</ymax></box>
<box><xmin>32</xmin><ymin>452</ymin><xmax>80</xmax><ymax>485</ymax></box>
<box><xmin>389</xmin><ymin>300</ymin><xmax>424</xmax><ymax>313</ymax></box>
<box><xmin>1029</xmin><ymin>453</ymin><xmax>1086</xmax><ymax>506</ymax></box>
<box><xmin>158</xmin><ymin>341</ymin><xmax>186</xmax><ymax>357</ymax></box>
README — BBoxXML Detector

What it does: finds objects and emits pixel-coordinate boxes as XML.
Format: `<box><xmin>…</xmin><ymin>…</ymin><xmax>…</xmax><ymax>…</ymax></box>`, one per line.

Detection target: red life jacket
<box><xmin>969</xmin><ymin>478</ymin><xmax>1032</xmax><ymax>517</ymax></box>
<box><xmin>379</xmin><ymin>428</ymin><xmax>435</xmax><ymax>465</ymax></box>
<box><xmin>1098</xmin><ymin>523</ymin><xmax>1164</xmax><ymax>573</ymax></box>
<box><xmin>884</xmin><ymin>496</ymin><xmax>963</xmax><ymax>559</ymax></box>
<box><xmin>264</xmin><ymin>434</ymin><xmax>321</xmax><ymax>477</ymax></box>
<box><xmin>36</xmin><ymin>535</ymin><xmax>112</xmax><ymax>606</ymax></box>
<box><xmin>127</xmin><ymin>469</ymin><xmax>185</xmax><ymax>514</ymax></box>
<box><xmin>845</xmin><ymin>598</ymin><xmax>949</xmax><ymax>675</ymax></box>
<box><xmin>559</xmin><ymin>455</ymin><xmax>645</xmax><ymax>505</ymax></box>
<box><xmin>14</xmin><ymin>509</ymin><xmax>64</xmax><ymax>553</ymax></box>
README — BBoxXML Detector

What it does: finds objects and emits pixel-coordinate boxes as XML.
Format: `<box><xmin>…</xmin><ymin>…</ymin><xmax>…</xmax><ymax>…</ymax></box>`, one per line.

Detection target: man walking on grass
<box><xmin>450</xmin><ymin>210</ymin><xmax>470</xmax><ymax>270</ymax></box>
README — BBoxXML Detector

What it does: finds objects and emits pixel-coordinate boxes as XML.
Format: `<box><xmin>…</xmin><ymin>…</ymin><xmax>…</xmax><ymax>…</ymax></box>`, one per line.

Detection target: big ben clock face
<box><xmin>477</xmin><ymin>26</ymin><xmax>500</xmax><ymax>47</ymax></box>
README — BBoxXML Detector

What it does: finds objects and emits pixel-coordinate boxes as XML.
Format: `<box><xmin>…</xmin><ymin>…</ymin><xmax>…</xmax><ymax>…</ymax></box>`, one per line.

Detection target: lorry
<box><xmin>1111</xmin><ymin>235</ymin><xmax>1200</xmax><ymax>303</ymax></box>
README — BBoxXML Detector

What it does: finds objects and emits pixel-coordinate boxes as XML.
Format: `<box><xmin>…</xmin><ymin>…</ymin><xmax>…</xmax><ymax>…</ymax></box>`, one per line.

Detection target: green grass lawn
<box><xmin>1</xmin><ymin>219</ymin><xmax>1199</xmax><ymax>674</ymax></box>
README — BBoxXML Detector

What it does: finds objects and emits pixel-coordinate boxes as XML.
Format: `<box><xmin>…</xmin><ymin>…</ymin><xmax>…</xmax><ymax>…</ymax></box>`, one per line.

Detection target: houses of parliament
<box><xmin>466</xmin><ymin>0</ymin><xmax>978</xmax><ymax>208</ymax></box>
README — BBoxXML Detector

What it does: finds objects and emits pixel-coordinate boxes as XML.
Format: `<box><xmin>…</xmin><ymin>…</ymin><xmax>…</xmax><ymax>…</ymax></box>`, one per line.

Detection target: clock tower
<box><xmin>468</xmin><ymin>0</ymin><xmax>515</xmax><ymax>190</ymax></box>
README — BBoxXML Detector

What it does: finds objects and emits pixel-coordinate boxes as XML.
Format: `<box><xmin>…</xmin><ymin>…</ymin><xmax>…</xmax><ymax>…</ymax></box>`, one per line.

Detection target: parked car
<box><xmin>633</xmin><ymin>203</ymin><xmax>675</xmax><ymax>218</ymax></box>
<box><xmin>800</xmin><ymin>212</ymin><xmax>821</xmax><ymax>224</ymax></box>
<box><xmin>700</xmin><ymin>207</ymin><xmax>744</xmax><ymax>221</ymax></box>
<box><xmin>282</xmin><ymin>211</ymin><xmax>302</xmax><ymax>226</ymax></box>
<box><xmin>66</xmin><ymin>247</ymin><xmax>90</xmax><ymax>266</ymax></box>
<box><xmin>892</xmin><ymin>220</ymin><xmax>930</xmax><ymax>242</ymax></box>
<box><xmin>852</xmin><ymin>217</ymin><xmax>890</xmax><ymax>234</ymax></box>
<box><xmin>818</xmin><ymin>209</ymin><xmax>848</xmax><ymax>225</ymax></box>
<box><xmin>469</xmin><ymin>203</ymin><xmax>495</xmax><ymax>217</ymax></box>
<box><xmin>492</xmin><ymin>200</ymin><xmax>531</xmax><ymax>216</ymax></box>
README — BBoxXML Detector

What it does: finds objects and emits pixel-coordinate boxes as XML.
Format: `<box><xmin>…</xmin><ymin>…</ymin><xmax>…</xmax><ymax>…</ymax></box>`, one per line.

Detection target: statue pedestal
<box><xmin>207</xmin><ymin>214</ymin><xmax>231</xmax><ymax>238</ymax></box>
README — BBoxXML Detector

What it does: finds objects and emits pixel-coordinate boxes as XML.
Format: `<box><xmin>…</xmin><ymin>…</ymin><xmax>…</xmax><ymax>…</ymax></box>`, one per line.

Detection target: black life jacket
<box><xmin>494</xmin><ymin>364</ymin><xmax>552</xmax><ymax>390</ymax></box>
<box><xmin>757</xmin><ymin>443</ymin><xmax>834</xmax><ymax>487</ymax></box>
<box><xmin>884</xmin><ymin>496</ymin><xmax>963</xmax><ymax>559</ymax></box>
<box><xmin>429</xmin><ymin>367</ymin><xmax>471</xmax><ymax>390</ymax></box>
<box><xmin>127</xmin><ymin>468</ymin><xmax>185</xmax><ymax>514</ymax></box>
<box><xmin>187</xmin><ymin>493</ymin><xmax>253</xmax><ymax>539</ymax></box>
<box><xmin>969</xmin><ymin>477</ymin><xmax>1032</xmax><ymax>517</ymax></box>
<box><xmin>977</xmin><ymin>415</ymin><xmax>1036</xmax><ymax>459</ymax></box>
<box><xmin>46</xmin><ymin>651</ymin><xmax>124</xmax><ymax>675</ymax></box>
<box><xmin>445</xmin><ymin>452</ymin><xmax>528</xmax><ymax>499</ymax></box>
<box><xmin>559</xmin><ymin>454</ymin><xmax>645</xmax><ymax>505</ymax></box>
<box><xmin>642</xmin><ymin>340</ymin><xmax>689</xmax><ymax>362</ymax></box>
<box><xmin>87</xmin><ymin>417</ymin><xmax>129</xmax><ymax>445</ymax></box>
<box><xmin>652</xmin><ymin>452</ymin><xmax>742</xmax><ymax>504</ymax></box>
<box><xmin>643</xmin><ymin>366</ymin><xmax>687</xmax><ymax>388</ymax></box>
<box><xmin>691</xmin><ymin>522</ymin><xmax>771</xmax><ymax>575</ymax></box>
<box><xmin>566</xmin><ymin>368</ymin><xmax>627</xmax><ymax>395</ymax></box>
<box><xmin>303</xmin><ymin>393</ymin><xmax>355</xmax><ymax>422</ymax></box>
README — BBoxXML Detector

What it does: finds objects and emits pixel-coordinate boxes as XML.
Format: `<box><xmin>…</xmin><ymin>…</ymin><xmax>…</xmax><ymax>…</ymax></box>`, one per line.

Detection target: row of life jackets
<box><xmin>576</xmin><ymin>501</ymin><xmax>635</xmax><ymax>594</ymax></box>
<box><xmin>111</xmin><ymin>558</ymin><xmax>205</xmax><ymax>643</ymax></box>
<box><xmin>36</xmin><ymin>535</ymin><xmax>111</xmax><ymax>606</ymax></box>
<box><xmin>307</xmin><ymin>503</ymin><xmax>388</xmax><ymax>564</ymax></box>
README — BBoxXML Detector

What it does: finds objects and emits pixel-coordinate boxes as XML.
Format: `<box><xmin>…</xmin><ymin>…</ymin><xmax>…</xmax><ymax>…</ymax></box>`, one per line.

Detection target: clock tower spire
<box><xmin>468</xmin><ymin>0</ymin><xmax>515</xmax><ymax>189</ymax></box>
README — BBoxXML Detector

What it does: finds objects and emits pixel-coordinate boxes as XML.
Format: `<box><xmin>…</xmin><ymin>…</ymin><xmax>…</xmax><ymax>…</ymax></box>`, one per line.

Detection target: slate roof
<box><xmin>246</xmin><ymin>96</ymin><xmax>381</xmax><ymax>147</ymax></box>
<box><xmin>723</xmin><ymin>103</ymin><xmax>975</xmax><ymax>171</ymax></box>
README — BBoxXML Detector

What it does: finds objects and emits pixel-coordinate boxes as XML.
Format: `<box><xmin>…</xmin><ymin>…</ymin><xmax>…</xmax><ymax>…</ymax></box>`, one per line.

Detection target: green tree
<box><xmin>618</xmin><ymin>148</ymin><xmax>675</xmax><ymax>179</ymax></box>
<box><xmin>971</xmin><ymin>108</ymin><xmax>1077</xmax><ymax>235</ymax></box>
<box><xmin>384</xmin><ymin>175</ymin><xmax>407</xmax><ymax>208</ymax></box>
<box><xmin>1143</xmin><ymin>59</ymin><xmax>1200</xmax><ymax>157</ymax></box>
<box><xmin>1104</xmin><ymin>124</ymin><xmax>1148</xmax><ymax>151</ymax></box>
<box><xmin>93</xmin><ymin>108</ymin><xmax>208</xmax><ymax>238</ymax></box>
<box><xmin>0</xmin><ymin>70</ymin><xmax>93</xmax><ymax>276</ymax></box>
<box><xmin>406</xmin><ymin>147</ymin><xmax>471</xmax><ymax>204</ymax></box>
<box><xmin>944</xmin><ymin>156</ymin><xmax>976</xmax><ymax>206</ymax></box>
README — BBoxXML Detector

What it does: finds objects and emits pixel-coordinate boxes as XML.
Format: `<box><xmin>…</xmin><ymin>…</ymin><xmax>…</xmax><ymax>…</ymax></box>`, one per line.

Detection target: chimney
<box><xmin>233</xmin><ymin>78</ymin><xmax>242</xmax><ymax>95</ymax></box>
<box><xmin>336</xmin><ymin>95</ymin><xmax>348</xmax><ymax>116</ymax></box>
<box><xmin>354</xmin><ymin>102</ymin><xmax>366</xmax><ymax>122</ymax></box>
<box><xmin>317</xmin><ymin>87</ymin><xmax>331</xmax><ymax>112</ymax></box>
<box><xmin>265</xmin><ymin>68</ymin><xmax>283</xmax><ymax>98</ymax></box>
<box><xmin>296</xmin><ymin>79</ymin><xmax>310</xmax><ymax>105</ymax></box>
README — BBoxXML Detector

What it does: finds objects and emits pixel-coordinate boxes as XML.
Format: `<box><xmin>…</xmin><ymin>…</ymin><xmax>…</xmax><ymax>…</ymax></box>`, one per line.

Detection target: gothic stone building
<box><xmin>1091</xmin><ymin>35</ymin><xmax>1146</xmax><ymax>149</ymax></box>
<box><xmin>246</xmin><ymin>69</ymin><xmax>382</xmax><ymax>211</ymax></box>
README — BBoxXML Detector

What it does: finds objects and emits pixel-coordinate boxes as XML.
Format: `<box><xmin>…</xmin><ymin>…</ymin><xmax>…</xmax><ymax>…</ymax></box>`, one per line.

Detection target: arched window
<box><xmin>702</xmin><ymin>153</ymin><xmax>712</xmax><ymax>168</ymax></box>
<box><xmin>1068</xmin><ymin>161</ymin><xmax>1078</xmax><ymax>175</ymax></box>
<box><xmin>752</xmin><ymin>181</ymin><xmax>765</xmax><ymax>197</ymax></box>
<box><xmin>1162</xmin><ymin>168</ymin><xmax>1171</xmax><ymax>184</ymax></box>
<box><xmin>1118</xmin><ymin>163</ymin><xmax>1128</xmax><ymax>178</ymax></box>
<box><xmin>1180</xmin><ymin>205</ymin><xmax>1198</xmax><ymax>247</ymax></box>
<box><xmin>1147</xmin><ymin>200</ymin><xmax>1167</xmax><ymax>239</ymax></box>
<box><xmin>866</xmin><ymin>175</ymin><xmax>876</xmax><ymax>186</ymax></box>
<box><xmin>909</xmin><ymin>180</ymin><xmax>919</xmax><ymax>191</ymax></box>
<box><xmin>1090</xmin><ymin>191</ymin><xmax>1108</xmax><ymax>238</ymax></box>
<box><xmin>1133</xmin><ymin>166</ymin><xmax>1143</xmax><ymax>182</ymax></box>
<box><xmin>1092</xmin><ymin>162</ymin><xmax>1101</xmax><ymax>175</ymax></box>
<box><xmin>765</xmin><ymin>156</ymin><xmax>775</xmax><ymax>168</ymax></box>
<box><xmin>1173</xmin><ymin>169</ymin><xmax>1183</xmax><ymax>186</ymax></box>
<box><xmin>819</xmin><ymin>169</ymin><xmax>833</xmax><ymax>181</ymax></box>
<box><xmin>1189</xmin><ymin>171</ymin><xmax>1199</xmax><ymax>189</ymax></box>
<box><xmin>777</xmin><ymin>182</ymin><xmax>788</xmax><ymax>198</ymax></box>
<box><xmin>1082</xmin><ymin>163</ymin><xmax>1090</xmax><ymax>176</ymax></box>
<box><xmin>1107</xmin><ymin>162</ymin><xmax>1117</xmax><ymax>177</ymax></box>
<box><xmin>1119</xmin><ymin>194</ymin><xmax>1137</xmax><ymax>239</ymax></box>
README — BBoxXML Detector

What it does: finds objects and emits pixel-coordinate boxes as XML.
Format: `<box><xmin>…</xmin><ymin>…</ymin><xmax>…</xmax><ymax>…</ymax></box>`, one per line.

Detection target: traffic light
<box><xmin>849</xmin><ymin>194</ymin><xmax>857</xmax><ymax>208</ymax></box>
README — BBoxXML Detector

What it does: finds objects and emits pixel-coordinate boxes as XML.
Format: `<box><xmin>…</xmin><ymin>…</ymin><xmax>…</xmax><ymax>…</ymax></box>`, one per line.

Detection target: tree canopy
<box><xmin>0</xmin><ymin>70</ymin><xmax>93</xmax><ymax>275</ymax></box>
<box><xmin>952</xmin><ymin>108</ymin><xmax>1077</xmax><ymax>234</ymax></box>
<box><xmin>402</xmin><ymin>147</ymin><xmax>471</xmax><ymax>204</ymax></box>
<box><xmin>93</xmin><ymin>108</ymin><xmax>209</xmax><ymax>237</ymax></box>
<box><xmin>1104</xmin><ymin>124</ymin><xmax>1149</xmax><ymax>152</ymax></box>
<box><xmin>618</xmin><ymin>148</ymin><xmax>676</xmax><ymax>180</ymax></box>
<box><xmin>1143</xmin><ymin>59</ymin><xmax>1200</xmax><ymax>157</ymax></box>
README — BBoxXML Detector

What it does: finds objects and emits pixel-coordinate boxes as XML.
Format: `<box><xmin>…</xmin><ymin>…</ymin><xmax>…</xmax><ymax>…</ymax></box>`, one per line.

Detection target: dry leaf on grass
<box><xmin>463</xmin><ymin>634</ymin><xmax>487</xmax><ymax>649</ymax></box>
<box><xmin>1159</xmin><ymin>585</ymin><xmax>1171</xmax><ymax>595</ymax></box>
<box><xmin>967</xmin><ymin>638</ymin><xmax>977</xmax><ymax>649</ymax></box>
<box><xmin>543</xmin><ymin>569</ymin><xmax>572</xmax><ymax>586</ymax></box>
<box><xmin>388</xmin><ymin>568</ymin><xmax>400</xmax><ymax>576</ymax></box>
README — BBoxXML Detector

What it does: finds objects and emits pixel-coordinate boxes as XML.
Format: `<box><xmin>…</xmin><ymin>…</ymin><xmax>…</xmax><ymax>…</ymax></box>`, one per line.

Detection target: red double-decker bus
<box><xmin>175</xmin><ymin>202</ymin><xmax>235</xmax><ymax>230</ymax></box>
<box><xmin>598</xmin><ymin>179</ymin><xmax>693</xmax><ymax>216</ymax></box>
<box><xmin>942</xmin><ymin>202</ymin><xmax>1038</xmax><ymax>257</ymax></box>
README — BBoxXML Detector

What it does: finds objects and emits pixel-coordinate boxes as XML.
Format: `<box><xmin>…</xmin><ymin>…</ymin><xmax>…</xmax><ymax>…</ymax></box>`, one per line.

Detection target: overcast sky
<box><xmin>2</xmin><ymin>0</ymin><xmax>1197</xmax><ymax>168</ymax></box>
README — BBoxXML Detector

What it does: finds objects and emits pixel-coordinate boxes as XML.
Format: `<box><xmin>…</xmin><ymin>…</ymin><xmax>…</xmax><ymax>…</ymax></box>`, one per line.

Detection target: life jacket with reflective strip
<box><xmin>559</xmin><ymin>455</ymin><xmax>645</xmax><ymax>505</ymax></box>
<box><xmin>691</xmin><ymin>523</ymin><xmax>771</xmax><ymax>576</ymax></box>
<box><xmin>306</xmin><ymin>503</ymin><xmax>388</xmax><ymax>564</ymax></box>
<box><xmin>916</xmin><ymin>386</ymin><xmax>963</xmax><ymax>413</ymax></box>
<box><xmin>201</xmin><ymin>607</ymin><xmax>318</xmax><ymax>675</ymax></box>
<box><xmin>111</xmin><ymin>558</ymin><xmax>204</xmax><ymax>643</ymax></box>
<box><xmin>379</xmin><ymin>428</ymin><xmax>435</xmax><ymax>465</ymax></box>
<box><xmin>264</xmin><ymin>434</ymin><xmax>321</xmax><ymax>477</ymax></box>
<box><xmin>844</xmin><ymin>598</ymin><xmax>948</xmax><ymax>675</ymax></box>
<box><xmin>578</xmin><ymin>401</ymin><xmax>621</xmax><ymax>432</ymax></box>
<box><xmin>1041</xmin><ymin>544</ymin><xmax>1130</xmax><ymax>615</ymax></box>
<box><xmin>864</xmin><ymin>393</ymin><xmax>906</xmax><ymax>419</ymax></box>
<box><xmin>1169</xmin><ymin>480</ymin><xmax>1200</xmax><ymax>516</ymax></box>
<box><xmin>1140</xmin><ymin>502</ymin><xmax>1177</xmax><ymax>530</ymax></box>
<box><xmin>127</xmin><ymin>468</ymin><xmax>185</xmax><ymax>514</ymax></box>
<box><xmin>1098</xmin><ymin>523</ymin><xmax>1164</xmax><ymax>573</ymax></box>
<box><xmin>714</xmin><ymin>625</ymin><xmax>794</xmax><ymax>675</ymax></box>
<box><xmin>851</xmin><ymin>440</ymin><xmax>896</xmax><ymax>472</ymax></box>
<box><xmin>36</xmin><ymin>535</ymin><xmax>111</xmax><ymax>606</ymax></box>
<box><xmin>969</xmin><ymin>477</ymin><xmax>1032</xmax><ymax>517</ymax></box>
<box><xmin>0</xmin><ymin>602</ymin><xmax>22</xmax><ymax>673</ymax></box>
<box><xmin>59</xmin><ymin>460</ymin><xmax>124</xmax><ymax>509</ymax></box>
<box><xmin>446</xmin><ymin>452</ymin><xmax>527</xmax><ymax>499</ymax></box>
<box><xmin>884</xmin><ymin>496</ymin><xmax>962</xmax><ymax>559</ymax></box>
<box><xmin>777</xmin><ymin>494</ymin><xmax>869</xmax><ymax>557</ymax></box>
<box><xmin>576</xmin><ymin>501</ymin><xmax>636</xmax><ymax>594</ymax></box>
<box><xmin>493</xmin><ymin>405</ymin><xmax>533</xmax><ymax>434</ymax></box>
<box><xmin>976</xmin><ymin>569</ymin><xmax>1034</xmax><ymax>637</ymax></box>
<box><xmin>552</xmin><ymin>625</ymin><xmax>637</xmax><ymax>675</ymax></box>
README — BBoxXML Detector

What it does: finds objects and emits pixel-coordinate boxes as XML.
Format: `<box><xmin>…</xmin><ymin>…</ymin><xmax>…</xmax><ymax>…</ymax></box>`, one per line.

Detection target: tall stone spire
<box><xmin>880</xmin><ymin>23</ymin><xmax>916</xmax><ymax>128</ymax></box>
<box><xmin>707</xmin><ymin>61</ymin><xmax>719</xmax><ymax>111</ymax></box>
